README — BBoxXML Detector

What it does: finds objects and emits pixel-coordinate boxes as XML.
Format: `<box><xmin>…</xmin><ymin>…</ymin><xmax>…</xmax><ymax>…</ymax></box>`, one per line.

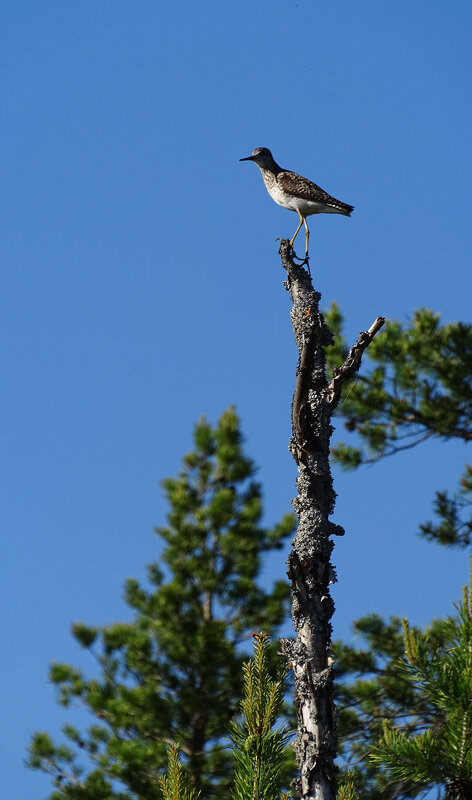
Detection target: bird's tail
<box><xmin>340</xmin><ymin>202</ymin><xmax>354</xmax><ymax>216</ymax></box>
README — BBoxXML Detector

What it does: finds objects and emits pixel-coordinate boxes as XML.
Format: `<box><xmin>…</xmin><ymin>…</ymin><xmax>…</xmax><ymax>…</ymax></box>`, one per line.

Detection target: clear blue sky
<box><xmin>2</xmin><ymin>3</ymin><xmax>471</xmax><ymax>797</ymax></box>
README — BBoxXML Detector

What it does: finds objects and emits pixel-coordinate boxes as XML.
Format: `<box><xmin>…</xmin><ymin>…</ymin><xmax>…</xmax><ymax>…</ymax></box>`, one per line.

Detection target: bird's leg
<box><xmin>290</xmin><ymin>210</ymin><xmax>304</xmax><ymax>247</ymax></box>
<box><xmin>290</xmin><ymin>211</ymin><xmax>311</xmax><ymax>276</ymax></box>
<box><xmin>303</xmin><ymin>217</ymin><xmax>310</xmax><ymax>260</ymax></box>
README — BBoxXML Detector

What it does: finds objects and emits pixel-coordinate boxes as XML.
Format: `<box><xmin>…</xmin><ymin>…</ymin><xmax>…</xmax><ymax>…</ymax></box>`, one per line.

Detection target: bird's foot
<box><xmin>292</xmin><ymin>252</ymin><xmax>311</xmax><ymax>276</ymax></box>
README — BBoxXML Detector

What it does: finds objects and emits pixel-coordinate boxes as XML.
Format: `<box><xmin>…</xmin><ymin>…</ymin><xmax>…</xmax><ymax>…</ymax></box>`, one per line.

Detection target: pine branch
<box><xmin>230</xmin><ymin>632</ymin><xmax>292</xmax><ymax>800</ymax></box>
<box><xmin>371</xmin><ymin>559</ymin><xmax>472</xmax><ymax>798</ymax></box>
<box><xmin>160</xmin><ymin>745</ymin><xmax>200</xmax><ymax>800</ymax></box>
<box><xmin>336</xmin><ymin>771</ymin><xmax>359</xmax><ymax>800</ymax></box>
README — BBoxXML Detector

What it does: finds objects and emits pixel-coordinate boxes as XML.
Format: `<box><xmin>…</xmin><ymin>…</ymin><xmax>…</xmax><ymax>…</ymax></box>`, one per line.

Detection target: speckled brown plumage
<box><xmin>277</xmin><ymin>170</ymin><xmax>353</xmax><ymax>214</ymax></box>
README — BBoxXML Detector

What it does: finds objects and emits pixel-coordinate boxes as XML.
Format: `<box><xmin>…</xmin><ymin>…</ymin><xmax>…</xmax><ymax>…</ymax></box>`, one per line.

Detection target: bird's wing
<box><xmin>277</xmin><ymin>171</ymin><xmax>335</xmax><ymax>204</ymax></box>
<box><xmin>277</xmin><ymin>170</ymin><xmax>353</xmax><ymax>214</ymax></box>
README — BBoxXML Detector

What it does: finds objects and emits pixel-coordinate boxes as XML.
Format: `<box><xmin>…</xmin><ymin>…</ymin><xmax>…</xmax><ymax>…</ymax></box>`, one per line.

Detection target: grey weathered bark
<box><xmin>279</xmin><ymin>239</ymin><xmax>384</xmax><ymax>800</ymax></box>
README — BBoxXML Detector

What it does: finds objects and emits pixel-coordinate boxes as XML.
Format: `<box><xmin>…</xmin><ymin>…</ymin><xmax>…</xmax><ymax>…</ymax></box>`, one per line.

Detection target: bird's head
<box><xmin>240</xmin><ymin>147</ymin><xmax>277</xmax><ymax>170</ymax></box>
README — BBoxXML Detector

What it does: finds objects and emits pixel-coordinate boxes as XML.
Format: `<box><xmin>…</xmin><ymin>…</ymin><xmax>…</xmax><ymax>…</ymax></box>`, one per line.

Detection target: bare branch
<box><xmin>361</xmin><ymin>431</ymin><xmax>435</xmax><ymax>464</ymax></box>
<box><xmin>327</xmin><ymin>316</ymin><xmax>385</xmax><ymax>408</ymax></box>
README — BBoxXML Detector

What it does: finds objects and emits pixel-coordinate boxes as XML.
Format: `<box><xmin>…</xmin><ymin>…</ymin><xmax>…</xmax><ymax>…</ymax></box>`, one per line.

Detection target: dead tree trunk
<box><xmin>279</xmin><ymin>240</ymin><xmax>384</xmax><ymax>800</ymax></box>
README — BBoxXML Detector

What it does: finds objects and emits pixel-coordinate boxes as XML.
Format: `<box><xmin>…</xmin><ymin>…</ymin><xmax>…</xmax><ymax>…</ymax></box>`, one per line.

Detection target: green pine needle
<box><xmin>160</xmin><ymin>746</ymin><xmax>200</xmax><ymax>800</ymax></box>
<box><xmin>230</xmin><ymin>633</ymin><xmax>292</xmax><ymax>800</ymax></box>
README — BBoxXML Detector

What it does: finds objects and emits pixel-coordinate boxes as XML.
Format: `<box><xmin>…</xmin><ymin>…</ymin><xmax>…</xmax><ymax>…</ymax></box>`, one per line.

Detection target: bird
<box><xmin>240</xmin><ymin>147</ymin><xmax>354</xmax><ymax>265</ymax></box>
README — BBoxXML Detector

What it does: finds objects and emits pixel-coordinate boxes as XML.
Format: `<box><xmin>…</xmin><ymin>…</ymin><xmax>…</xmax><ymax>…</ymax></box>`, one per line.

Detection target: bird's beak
<box><xmin>239</xmin><ymin>155</ymin><xmax>254</xmax><ymax>162</ymax></box>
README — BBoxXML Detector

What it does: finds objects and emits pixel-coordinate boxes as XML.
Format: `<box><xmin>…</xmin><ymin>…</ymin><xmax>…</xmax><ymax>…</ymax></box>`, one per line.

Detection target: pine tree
<box><xmin>230</xmin><ymin>632</ymin><xmax>292</xmax><ymax>800</ymax></box>
<box><xmin>160</xmin><ymin>746</ymin><xmax>200</xmax><ymax>800</ymax></box>
<box><xmin>320</xmin><ymin>304</ymin><xmax>472</xmax><ymax>796</ymax></box>
<box><xmin>334</xmin><ymin>614</ymin><xmax>452</xmax><ymax>799</ymax></box>
<box><xmin>371</xmin><ymin>565</ymin><xmax>472</xmax><ymax>800</ymax></box>
<box><xmin>324</xmin><ymin>304</ymin><xmax>472</xmax><ymax>548</ymax></box>
<box><xmin>27</xmin><ymin>408</ymin><xmax>296</xmax><ymax>800</ymax></box>
<box><xmin>159</xmin><ymin>633</ymin><xmax>292</xmax><ymax>800</ymax></box>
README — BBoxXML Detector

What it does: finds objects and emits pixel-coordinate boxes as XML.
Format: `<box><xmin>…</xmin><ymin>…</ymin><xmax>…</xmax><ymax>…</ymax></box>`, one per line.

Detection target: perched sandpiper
<box><xmin>240</xmin><ymin>147</ymin><xmax>354</xmax><ymax>265</ymax></box>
